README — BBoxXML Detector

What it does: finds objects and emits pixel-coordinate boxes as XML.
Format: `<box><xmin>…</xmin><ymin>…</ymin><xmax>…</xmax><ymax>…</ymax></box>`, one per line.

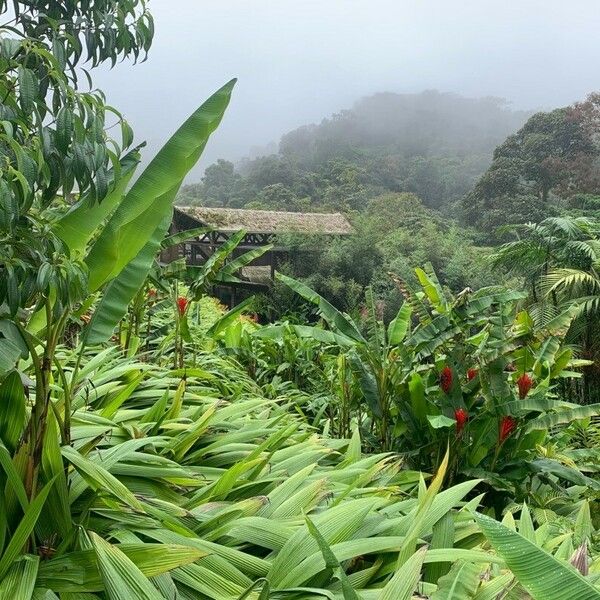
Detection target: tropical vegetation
<box><xmin>1</xmin><ymin>2</ymin><xmax>600</xmax><ymax>599</ymax></box>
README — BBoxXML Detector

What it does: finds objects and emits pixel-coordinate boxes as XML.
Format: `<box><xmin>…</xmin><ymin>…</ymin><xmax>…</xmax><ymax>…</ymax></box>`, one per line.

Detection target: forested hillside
<box><xmin>177</xmin><ymin>91</ymin><xmax>535</xmax><ymax>315</ymax></box>
<box><xmin>463</xmin><ymin>93</ymin><xmax>600</xmax><ymax>238</ymax></box>
<box><xmin>179</xmin><ymin>92</ymin><xmax>600</xmax><ymax>320</ymax></box>
<box><xmin>6</xmin><ymin>2</ymin><xmax>600</xmax><ymax>596</ymax></box>
<box><xmin>179</xmin><ymin>90</ymin><xmax>530</xmax><ymax>212</ymax></box>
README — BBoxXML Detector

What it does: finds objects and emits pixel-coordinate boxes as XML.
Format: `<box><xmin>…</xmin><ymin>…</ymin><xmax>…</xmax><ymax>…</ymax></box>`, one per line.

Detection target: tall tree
<box><xmin>201</xmin><ymin>159</ymin><xmax>242</xmax><ymax>206</ymax></box>
<box><xmin>492</xmin><ymin>216</ymin><xmax>600</xmax><ymax>402</ymax></box>
<box><xmin>463</xmin><ymin>94</ymin><xmax>600</xmax><ymax>236</ymax></box>
<box><xmin>0</xmin><ymin>1</ymin><xmax>236</xmax><ymax>503</ymax></box>
<box><xmin>0</xmin><ymin>0</ymin><xmax>153</xmax><ymax>496</ymax></box>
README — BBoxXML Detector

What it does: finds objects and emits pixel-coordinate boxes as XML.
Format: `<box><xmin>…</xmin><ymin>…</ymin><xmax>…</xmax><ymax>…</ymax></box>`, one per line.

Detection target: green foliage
<box><xmin>492</xmin><ymin>216</ymin><xmax>600</xmax><ymax>403</ymax></box>
<box><xmin>274</xmin><ymin>266</ymin><xmax>600</xmax><ymax>504</ymax></box>
<box><xmin>84</xmin><ymin>79</ymin><xmax>236</xmax><ymax>344</ymax></box>
<box><xmin>180</xmin><ymin>91</ymin><xmax>528</xmax><ymax>212</ymax></box>
<box><xmin>251</xmin><ymin>193</ymin><xmax>502</xmax><ymax>320</ymax></box>
<box><xmin>176</xmin><ymin>92</ymin><xmax>528</xmax><ymax>322</ymax></box>
<box><xmin>463</xmin><ymin>94</ymin><xmax>600</xmax><ymax>235</ymax></box>
<box><xmin>3</xmin><ymin>230</ymin><xmax>600</xmax><ymax>597</ymax></box>
<box><xmin>476</xmin><ymin>512</ymin><xmax>600</xmax><ymax>600</ymax></box>
<box><xmin>0</xmin><ymin>1</ymin><xmax>152</xmax><ymax>336</ymax></box>
<box><xmin>0</xmin><ymin>370</ymin><xmax>25</xmax><ymax>451</ymax></box>
<box><xmin>3</xmin><ymin>4</ymin><xmax>600</xmax><ymax>598</ymax></box>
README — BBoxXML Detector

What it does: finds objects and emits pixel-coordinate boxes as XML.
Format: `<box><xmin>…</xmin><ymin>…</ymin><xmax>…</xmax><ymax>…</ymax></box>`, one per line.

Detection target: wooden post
<box><xmin>270</xmin><ymin>251</ymin><xmax>276</xmax><ymax>280</ymax></box>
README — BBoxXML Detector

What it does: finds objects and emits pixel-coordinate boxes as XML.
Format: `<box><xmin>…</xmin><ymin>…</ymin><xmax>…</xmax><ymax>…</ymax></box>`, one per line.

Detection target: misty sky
<box><xmin>95</xmin><ymin>0</ymin><xmax>600</xmax><ymax>180</ymax></box>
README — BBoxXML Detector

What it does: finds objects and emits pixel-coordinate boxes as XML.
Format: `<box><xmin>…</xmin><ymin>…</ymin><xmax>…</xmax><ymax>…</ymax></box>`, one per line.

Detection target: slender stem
<box><xmin>124</xmin><ymin>309</ymin><xmax>133</xmax><ymax>351</ymax></box>
<box><xmin>145</xmin><ymin>310</ymin><xmax>151</xmax><ymax>353</ymax></box>
<box><xmin>15</xmin><ymin>321</ymin><xmax>43</xmax><ymax>402</ymax></box>
<box><xmin>49</xmin><ymin>396</ymin><xmax>67</xmax><ymax>445</ymax></box>
<box><xmin>489</xmin><ymin>443</ymin><xmax>501</xmax><ymax>472</ymax></box>
<box><xmin>52</xmin><ymin>356</ymin><xmax>69</xmax><ymax>445</ymax></box>
<box><xmin>174</xmin><ymin>315</ymin><xmax>180</xmax><ymax>369</ymax></box>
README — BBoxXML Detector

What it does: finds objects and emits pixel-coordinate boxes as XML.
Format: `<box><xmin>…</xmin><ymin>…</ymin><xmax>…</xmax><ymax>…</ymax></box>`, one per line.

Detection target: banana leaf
<box><xmin>525</xmin><ymin>404</ymin><xmax>600</xmax><ymax>432</ymax></box>
<box><xmin>475</xmin><ymin>512</ymin><xmax>600</xmax><ymax>600</ymax></box>
<box><xmin>161</xmin><ymin>226</ymin><xmax>213</xmax><ymax>249</ymax></box>
<box><xmin>54</xmin><ymin>150</ymin><xmax>140</xmax><ymax>256</ymax></box>
<box><xmin>253</xmin><ymin>323</ymin><xmax>355</xmax><ymax>346</ymax></box>
<box><xmin>85</xmin><ymin>212</ymin><xmax>171</xmax><ymax>345</ymax></box>
<box><xmin>82</xmin><ymin>81</ymin><xmax>236</xmax><ymax>342</ymax></box>
<box><xmin>387</xmin><ymin>303</ymin><xmax>412</xmax><ymax>346</ymax></box>
<box><xmin>276</xmin><ymin>273</ymin><xmax>365</xmax><ymax>343</ymax></box>
<box><xmin>85</xmin><ymin>79</ymin><xmax>236</xmax><ymax>292</ymax></box>
<box><xmin>206</xmin><ymin>297</ymin><xmax>254</xmax><ymax>339</ymax></box>
<box><xmin>218</xmin><ymin>244</ymin><xmax>273</xmax><ymax>278</ymax></box>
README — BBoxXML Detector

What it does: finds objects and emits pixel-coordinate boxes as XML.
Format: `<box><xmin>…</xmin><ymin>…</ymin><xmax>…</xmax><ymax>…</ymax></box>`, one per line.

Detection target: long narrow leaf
<box><xmin>475</xmin><ymin>512</ymin><xmax>600</xmax><ymax>600</ymax></box>
<box><xmin>90</xmin><ymin>533</ymin><xmax>164</xmax><ymax>600</ymax></box>
<box><xmin>61</xmin><ymin>446</ymin><xmax>143</xmax><ymax>511</ymax></box>
<box><xmin>0</xmin><ymin>478</ymin><xmax>54</xmax><ymax>580</ymax></box>
<box><xmin>206</xmin><ymin>297</ymin><xmax>254</xmax><ymax>338</ymax></box>
<box><xmin>305</xmin><ymin>513</ymin><xmax>360</xmax><ymax>600</ymax></box>
<box><xmin>54</xmin><ymin>151</ymin><xmax>140</xmax><ymax>256</ymax></box>
<box><xmin>0</xmin><ymin>370</ymin><xmax>26</xmax><ymax>452</ymax></box>
<box><xmin>86</xmin><ymin>79</ymin><xmax>236</xmax><ymax>291</ymax></box>
<box><xmin>85</xmin><ymin>212</ymin><xmax>172</xmax><ymax>345</ymax></box>
<box><xmin>379</xmin><ymin>546</ymin><xmax>427</xmax><ymax>600</ymax></box>
<box><xmin>0</xmin><ymin>554</ymin><xmax>39</xmax><ymax>599</ymax></box>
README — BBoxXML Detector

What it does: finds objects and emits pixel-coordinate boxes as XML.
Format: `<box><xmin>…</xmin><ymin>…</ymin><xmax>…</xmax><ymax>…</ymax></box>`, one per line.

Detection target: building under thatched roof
<box><xmin>174</xmin><ymin>206</ymin><xmax>353</xmax><ymax>236</ymax></box>
<box><xmin>164</xmin><ymin>206</ymin><xmax>354</xmax><ymax>305</ymax></box>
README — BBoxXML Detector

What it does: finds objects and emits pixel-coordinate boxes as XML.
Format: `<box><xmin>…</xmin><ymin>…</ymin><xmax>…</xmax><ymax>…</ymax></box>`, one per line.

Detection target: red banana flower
<box><xmin>440</xmin><ymin>365</ymin><xmax>453</xmax><ymax>394</ymax></box>
<box><xmin>454</xmin><ymin>408</ymin><xmax>468</xmax><ymax>435</ymax></box>
<box><xmin>499</xmin><ymin>415</ymin><xmax>517</xmax><ymax>443</ymax></box>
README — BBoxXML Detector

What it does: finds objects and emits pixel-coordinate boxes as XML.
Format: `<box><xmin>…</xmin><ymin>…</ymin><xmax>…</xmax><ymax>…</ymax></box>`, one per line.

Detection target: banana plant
<box><xmin>275</xmin><ymin>265</ymin><xmax>599</xmax><ymax>498</ymax></box>
<box><xmin>0</xmin><ymin>79</ymin><xmax>236</xmax><ymax>559</ymax></box>
<box><xmin>136</xmin><ymin>228</ymin><xmax>272</xmax><ymax>366</ymax></box>
<box><xmin>267</xmin><ymin>272</ymin><xmax>413</xmax><ymax>450</ymax></box>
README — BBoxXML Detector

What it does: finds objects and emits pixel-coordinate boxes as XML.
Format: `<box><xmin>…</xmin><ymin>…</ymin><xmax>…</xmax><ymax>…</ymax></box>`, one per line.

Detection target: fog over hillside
<box><xmin>274</xmin><ymin>90</ymin><xmax>530</xmax><ymax>165</ymax></box>
<box><xmin>93</xmin><ymin>0</ymin><xmax>600</xmax><ymax>178</ymax></box>
<box><xmin>179</xmin><ymin>89</ymin><xmax>533</xmax><ymax>213</ymax></box>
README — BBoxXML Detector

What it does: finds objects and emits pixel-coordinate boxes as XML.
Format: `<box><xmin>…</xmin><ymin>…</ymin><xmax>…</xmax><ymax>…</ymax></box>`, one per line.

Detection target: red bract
<box><xmin>467</xmin><ymin>368</ymin><xmax>478</xmax><ymax>381</ymax></box>
<box><xmin>454</xmin><ymin>408</ymin><xmax>468</xmax><ymax>435</ymax></box>
<box><xmin>517</xmin><ymin>373</ymin><xmax>533</xmax><ymax>399</ymax></box>
<box><xmin>440</xmin><ymin>366</ymin><xmax>453</xmax><ymax>394</ymax></box>
<box><xmin>176</xmin><ymin>296</ymin><xmax>188</xmax><ymax>316</ymax></box>
<box><xmin>499</xmin><ymin>416</ymin><xmax>517</xmax><ymax>443</ymax></box>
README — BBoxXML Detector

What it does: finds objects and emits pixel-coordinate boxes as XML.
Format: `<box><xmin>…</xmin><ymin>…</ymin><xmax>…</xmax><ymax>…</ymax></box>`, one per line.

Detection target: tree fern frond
<box><xmin>541</xmin><ymin>269</ymin><xmax>600</xmax><ymax>296</ymax></box>
<box><xmin>564</xmin><ymin>240</ymin><xmax>599</xmax><ymax>262</ymax></box>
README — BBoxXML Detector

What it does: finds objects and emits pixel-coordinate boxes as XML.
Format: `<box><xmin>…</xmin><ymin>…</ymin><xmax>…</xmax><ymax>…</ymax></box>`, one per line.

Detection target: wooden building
<box><xmin>164</xmin><ymin>206</ymin><xmax>353</xmax><ymax>302</ymax></box>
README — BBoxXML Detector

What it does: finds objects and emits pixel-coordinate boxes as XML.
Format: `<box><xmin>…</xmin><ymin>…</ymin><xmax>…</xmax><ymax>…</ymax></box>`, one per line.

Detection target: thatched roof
<box><xmin>175</xmin><ymin>206</ymin><xmax>353</xmax><ymax>235</ymax></box>
<box><xmin>240</xmin><ymin>266</ymin><xmax>273</xmax><ymax>285</ymax></box>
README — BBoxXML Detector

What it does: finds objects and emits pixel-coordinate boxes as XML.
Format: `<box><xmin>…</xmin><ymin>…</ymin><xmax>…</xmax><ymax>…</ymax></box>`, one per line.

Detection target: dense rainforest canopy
<box><xmin>2</xmin><ymin>2</ymin><xmax>600</xmax><ymax>598</ymax></box>
<box><xmin>180</xmin><ymin>90</ymin><xmax>530</xmax><ymax>213</ymax></box>
<box><xmin>463</xmin><ymin>94</ymin><xmax>600</xmax><ymax>236</ymax></box>
<box><xmin>179</xmin><ymin>91</ymin><xmax>600</xmax><ymax>320</ymax></box>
